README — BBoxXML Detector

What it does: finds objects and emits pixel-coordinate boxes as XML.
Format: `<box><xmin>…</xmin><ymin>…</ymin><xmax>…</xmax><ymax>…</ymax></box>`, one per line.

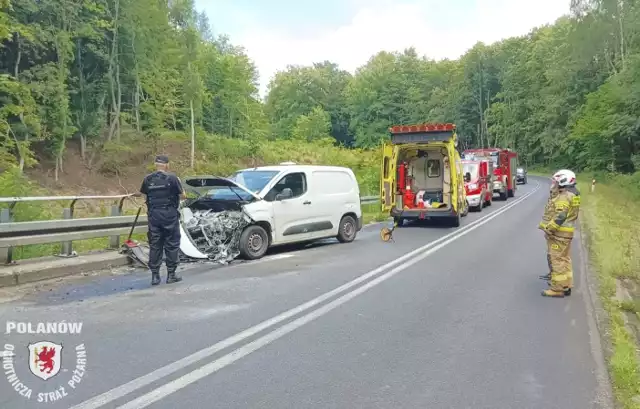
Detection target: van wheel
<box><xmin>500</xmin><ymin>191</ymin><xmax>508</xmax><ymax>200</ymax></box>
<box><xmin>239</xmin><ymin>225</ymin><xmax>269</xmax><ymax>260</ymax></box>
<box><xmin>337</xmin><ymin>215</ymin><xmax>357</xmax><ymax>243</ymax></box>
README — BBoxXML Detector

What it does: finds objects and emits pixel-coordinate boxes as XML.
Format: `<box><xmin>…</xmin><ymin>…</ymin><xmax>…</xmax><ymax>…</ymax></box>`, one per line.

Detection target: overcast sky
<box><xmin>193</xmin><ymin>0</ymin><xmax>572</xmax><ymax>98</ymax></box>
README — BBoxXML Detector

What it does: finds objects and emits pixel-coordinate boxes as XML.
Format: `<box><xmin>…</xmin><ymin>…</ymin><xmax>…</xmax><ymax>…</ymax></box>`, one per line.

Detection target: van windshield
<box><xmin>230</xmin><ymin>170</ymin><xmax>280</xmax><ymax>193</ymax></box>
<box><xmin>463</xmin><ymin>163</ymin><xmax>479</xmax><ymax>180</ymax></box>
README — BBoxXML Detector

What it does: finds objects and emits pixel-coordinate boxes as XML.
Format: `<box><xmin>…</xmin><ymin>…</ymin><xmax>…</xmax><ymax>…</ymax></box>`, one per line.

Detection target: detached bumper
<box><xmin>390</xmin><ymin>207</ymin><xmax>456</xmax><ymax>220</ymax></box>
<box><xmin>466</xmin><ymin>193</ymin><xmax>482</xmax><ymax>207</ymax></box>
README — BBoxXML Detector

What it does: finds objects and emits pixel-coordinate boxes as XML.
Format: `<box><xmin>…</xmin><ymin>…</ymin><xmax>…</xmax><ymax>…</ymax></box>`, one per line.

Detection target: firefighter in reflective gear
<box><xmin>538</xmin><ymin>178</ymin><xmax>561</xmax><ymax>281</ymax></box>
<box><xmin>540</xmin><ymin>169</ymin><xmax>580</xmax><ymax>298</ymax></box>
<box><xmin>139</xmin><ymin>155</ymin><xmax>186</xmax><ymax>285</ymax></box>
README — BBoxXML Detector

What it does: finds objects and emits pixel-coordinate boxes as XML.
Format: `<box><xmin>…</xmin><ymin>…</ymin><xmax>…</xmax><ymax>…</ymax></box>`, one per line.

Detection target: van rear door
<box><xmin>381</xmin><ymin>143</ymin><xmax>398</xmax><ymax>213</ymax></box>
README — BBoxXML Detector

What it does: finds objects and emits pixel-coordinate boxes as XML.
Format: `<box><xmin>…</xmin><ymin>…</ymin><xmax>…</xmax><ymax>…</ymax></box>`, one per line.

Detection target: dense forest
<box><xmin>1</xmin><ymin>0</ymin><xmax>639</xmax><ymax>190</ymax></box>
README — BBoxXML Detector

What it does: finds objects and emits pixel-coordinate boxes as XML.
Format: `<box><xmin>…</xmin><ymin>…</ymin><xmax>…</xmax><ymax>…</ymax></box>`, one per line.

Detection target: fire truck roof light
<box><xmin>389</xmin><ymin>123</ymin><xmax>456</xmax><ymax>134</ymax></box>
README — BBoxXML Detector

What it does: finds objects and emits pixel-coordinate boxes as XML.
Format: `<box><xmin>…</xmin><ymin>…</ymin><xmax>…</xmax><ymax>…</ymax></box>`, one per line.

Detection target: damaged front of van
<box><xmin>179</xmin><ymin>170</ymin><xmax>280</xmax><ymax>264</ymax></box>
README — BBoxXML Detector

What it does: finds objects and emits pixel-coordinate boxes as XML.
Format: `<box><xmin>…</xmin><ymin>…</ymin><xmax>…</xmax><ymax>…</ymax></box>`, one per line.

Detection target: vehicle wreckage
<box><xmin>123</xmin><ymin>176</ymin><xmax>265</xmax><ymax>268</ymax></box>
<box><xmin>178</xmin><ymin>208</ymin><xmax>251</xmax><ymax>263</ymax></box>
<box><xmin>178</xmin><ymin>176</ymin><xmax>265</xmax><ymax>264</ymax></box>
<box><xmin>124</xmin><ymin>166</ymin><xmax>363</xmax><ymax>268</ymax></box>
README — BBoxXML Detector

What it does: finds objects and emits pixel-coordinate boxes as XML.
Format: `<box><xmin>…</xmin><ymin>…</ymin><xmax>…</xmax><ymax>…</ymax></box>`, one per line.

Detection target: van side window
<box><xmin>427</xmin><ymin>159</ymin><xmax>440</xmax><ymax>178</ymax></box>
<box><xmin>264</xmin><ymin>172</ymin><xmax>307</xmax><ymax>201</ymax></box>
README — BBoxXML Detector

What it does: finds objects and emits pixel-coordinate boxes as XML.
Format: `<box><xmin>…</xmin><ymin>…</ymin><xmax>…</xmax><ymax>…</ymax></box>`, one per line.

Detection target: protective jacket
<box><xmin>145</xmin><ymin>171</ymin><xmax>179</xmax><ymax>211</ymax></box>
<box><xmin>544</xmin><ymin>186</ymin><xmax>580</xmax><ymax>239</ymax></box>
<box><xmin>538</xmin><ymin>185</ymin><xmax>560</xmax><ymax>230</ymax></box>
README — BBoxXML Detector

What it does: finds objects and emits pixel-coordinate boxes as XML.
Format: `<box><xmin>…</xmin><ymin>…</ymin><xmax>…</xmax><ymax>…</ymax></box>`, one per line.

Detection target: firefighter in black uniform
<box><xmin>139</xmin><ymin>155</ymin><xmax>186</xmax><ymax>285</ymax></box>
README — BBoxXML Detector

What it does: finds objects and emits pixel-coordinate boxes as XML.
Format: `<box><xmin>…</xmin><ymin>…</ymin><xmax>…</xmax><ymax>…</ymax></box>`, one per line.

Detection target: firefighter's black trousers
<box><xmin>147</xmin><ymin>208</ymin><xmax>180</xmax><ymax>274</ymax></box>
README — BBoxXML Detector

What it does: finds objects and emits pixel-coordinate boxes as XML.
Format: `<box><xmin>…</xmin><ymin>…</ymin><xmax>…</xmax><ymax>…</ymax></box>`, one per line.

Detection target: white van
<box><xmin>178</xmin><ymin>163</ymin><xmax>363</xmax><ymax>261</ymax></box>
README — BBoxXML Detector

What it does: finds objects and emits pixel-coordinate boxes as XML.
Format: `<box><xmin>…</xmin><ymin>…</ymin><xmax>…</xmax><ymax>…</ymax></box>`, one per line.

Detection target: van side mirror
<box><xmin>276</xmin><ymin>188</ymin><xmax>293</xmax><ymax>201</ymax></box>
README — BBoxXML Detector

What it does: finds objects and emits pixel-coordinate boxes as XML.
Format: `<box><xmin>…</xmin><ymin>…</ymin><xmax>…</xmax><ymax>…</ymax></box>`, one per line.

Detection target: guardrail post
<box><xmin>59</xmin><ymin>206</ymin><xmax>77</xmax><ymax>257</ymax></box>
<box><xmin>0</xmin><ymin>208</ymin><xmax>13</xmax><ymax>265</ymax></box>
<box><xmin>109</xmin><ymin>205</ymin><xmax>121</xmax><ymax>249</ymax></box>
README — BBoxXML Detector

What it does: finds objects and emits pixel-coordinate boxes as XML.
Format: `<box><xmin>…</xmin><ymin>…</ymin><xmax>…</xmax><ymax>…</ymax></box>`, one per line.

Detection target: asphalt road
<box><xmin>0</xmin><ymin>177</ymin><xmax>612</xmax><ymax>409</ymax></box>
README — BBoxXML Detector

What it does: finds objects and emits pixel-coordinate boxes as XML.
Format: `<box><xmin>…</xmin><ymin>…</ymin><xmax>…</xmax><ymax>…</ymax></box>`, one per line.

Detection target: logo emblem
<box><xmin>28</xmin><ymin>341</ymin><xmax>62</xmax><ymax>381</ymax></box>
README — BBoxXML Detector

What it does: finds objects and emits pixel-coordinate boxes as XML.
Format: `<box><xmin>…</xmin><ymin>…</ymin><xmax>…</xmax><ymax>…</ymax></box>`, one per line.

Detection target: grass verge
<box><xmin>361</xmin><ymin>202</ymin><xmax>388</xmax><ymax>225</ymax></box>
<box><xmin>578</xmin><ymin>174</ymin><xmax>640</xmax><ymax>409</ymax></box>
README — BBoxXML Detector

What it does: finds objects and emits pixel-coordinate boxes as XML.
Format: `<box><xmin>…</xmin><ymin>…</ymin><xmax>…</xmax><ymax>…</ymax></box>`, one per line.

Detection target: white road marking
<box><xmin>116</xmin><ymin>181</ymin><xmax>542</xmax><ymax>409</ymax></box>
<box><xmin>70</xmin><ymin>182</ymin><xmax>541</xmax><ymax>409</ymax></box>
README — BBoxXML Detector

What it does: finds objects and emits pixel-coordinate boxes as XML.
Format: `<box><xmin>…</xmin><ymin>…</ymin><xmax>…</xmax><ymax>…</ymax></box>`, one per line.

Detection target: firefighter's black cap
<box><xmin>154</xmin><ymin>155</ymin><xmax>169</xmax><ymax>164</ymax></box>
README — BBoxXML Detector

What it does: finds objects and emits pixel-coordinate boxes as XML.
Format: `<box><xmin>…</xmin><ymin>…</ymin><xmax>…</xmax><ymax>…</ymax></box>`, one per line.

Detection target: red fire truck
<box><xmin>462</xmin><ymin>148</ymin><xmax>518</xmax><ymax>200</ymax></box>
<box><xmin>462</xmin><ymin>158</ymin><xmax>493</xmax><ymax>211</ymax></box>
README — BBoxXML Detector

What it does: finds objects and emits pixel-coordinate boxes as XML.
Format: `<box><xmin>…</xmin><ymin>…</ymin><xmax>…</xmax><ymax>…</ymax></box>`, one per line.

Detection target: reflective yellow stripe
<box><xmin>554</xmin><ymin>200</ymin><xmax>570</xmax><ymax>211</ymax></box>
<box><xmin>551</xmin><ymin>273</ymin><xmax>568</xmax><ymax>282</ymax></box>
<box><xmin>557</xmin><ymin>226</ymin><xmax>574</xmax><ymax>232</ymax></box>
<box><xmin>571</xmin><ymin>196</ymin><xmax>581</xmax><ymax>206</ymax></box>
<box><xmin>538</xmin><ymin>222</ymin><xmax>547</xmax><ymax>229</ymax></box>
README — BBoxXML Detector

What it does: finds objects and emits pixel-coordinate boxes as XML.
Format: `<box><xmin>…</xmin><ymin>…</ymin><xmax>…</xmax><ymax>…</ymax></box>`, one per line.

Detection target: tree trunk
<box><xmin>132</xmin><ymin>33</ymin><xmax>141</xmax><ymax>132</ymax></box>
<box><xmin>190</xmin><ymin>99</ymin><xmax>195</xmax><ymax>169</ymax></box>
<box><xmin>484</xmin><ymin>89</ymin><xmax>491</xmax><ymax>146</ymax></box>
<box><xmin>107</xmin><ymin>0</ymin><xmax>121</xmax><ymax>141</ymax></box>
<box><xmin>134</xmin><ymin>81</ymin><xmax>141</xmax><ymax>132</ymax></box>
<box><xmin>13</xmin><ymin>32</ymin><xmax>28</xmax><ymax>174</ymax></box>
<box><xmin>617</xmin><ymin>0</ymin><xmax>625</xmax><ymax>69</ymax></box>
<box><xmin>76</xmin><ymin>38</ymin><xmax>87</xmax><ymax>160</ymax></box>
<box><xmin>53</xmin><ymin>31</ymin><xmax>69</xmax><ymax>182</ymax></box>
<box><xmin>116</xmin><ymin>55</ymin><xmax>121</xmax><ymax>141</ymax></box>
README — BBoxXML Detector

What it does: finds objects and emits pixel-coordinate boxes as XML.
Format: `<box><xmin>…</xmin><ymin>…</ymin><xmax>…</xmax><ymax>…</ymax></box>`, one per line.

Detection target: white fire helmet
<box><xmin>552</xmin><ymin>169</ymin><xmax>576</xmax><ymax>187</ymax></box>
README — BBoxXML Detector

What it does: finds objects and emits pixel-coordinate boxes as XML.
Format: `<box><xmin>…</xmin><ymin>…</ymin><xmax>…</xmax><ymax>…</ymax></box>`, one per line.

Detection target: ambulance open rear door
<box><xmin>381</xmin><ymin>142</ymin><xmax>398</xmax><ymax>213</ymax></box>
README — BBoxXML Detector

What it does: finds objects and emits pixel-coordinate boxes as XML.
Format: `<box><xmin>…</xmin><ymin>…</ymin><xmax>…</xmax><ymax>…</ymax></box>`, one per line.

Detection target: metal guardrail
<box><xmin>0</xmin><ymin>195</ymin><xmax>380</xmax><ymax>265</ymax></box>
<box><xmin>0</xmin><ymin>194</ymin><xmax>137</xmax><ymax>264</ymax></box>
<box><xmin>360</xmin><ymin>196</ymin><xmax>379</xmax><ymax>204</ymax></box>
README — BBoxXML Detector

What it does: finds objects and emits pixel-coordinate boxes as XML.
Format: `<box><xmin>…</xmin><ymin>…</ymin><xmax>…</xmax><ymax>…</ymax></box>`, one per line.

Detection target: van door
<box><xmin>264</xmin><ymin>171</ymin><xmax>313</xmax><ymax>244</ymax></box>
<box><xmin>381</xmin><ymin>143</ymin><xmax>397</xmax><ymax>213</ymax></box>
<box><xmin>306</xmin><ymin>169</ymin><xmax>355</xmax><ymax>239</ymax></box>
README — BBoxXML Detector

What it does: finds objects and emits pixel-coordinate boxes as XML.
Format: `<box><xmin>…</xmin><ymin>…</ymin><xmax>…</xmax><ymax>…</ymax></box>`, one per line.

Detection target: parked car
<box><xmin>516</xmin><ymin>167</ymin><xmax>527</xmax><ymax>184</ymax></box>
<box><xmin>178</xmin><ymin>163</ymin><xmax>363</xmax><ymax>263</ymax></box>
